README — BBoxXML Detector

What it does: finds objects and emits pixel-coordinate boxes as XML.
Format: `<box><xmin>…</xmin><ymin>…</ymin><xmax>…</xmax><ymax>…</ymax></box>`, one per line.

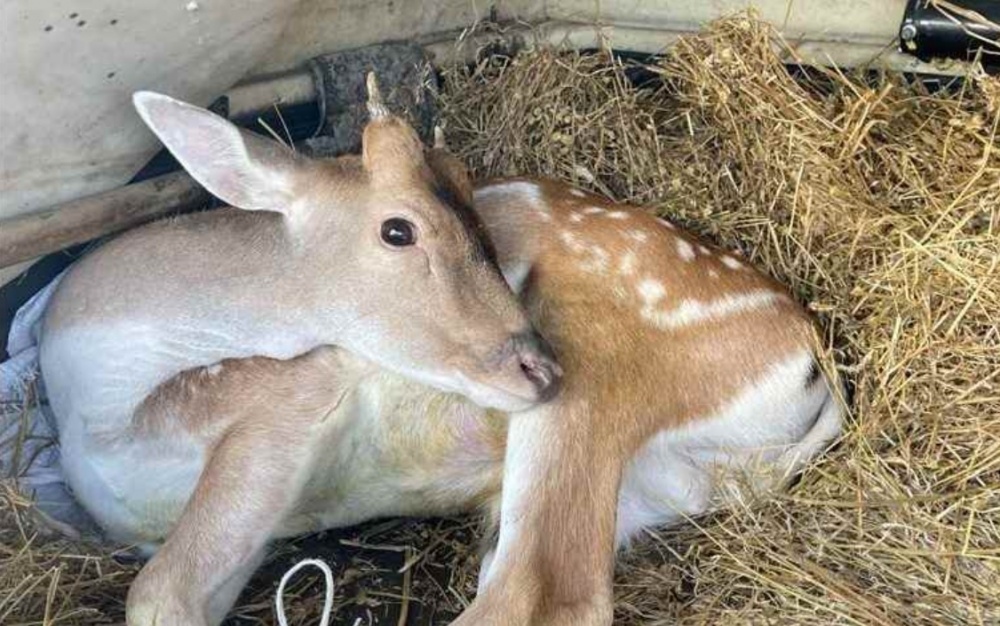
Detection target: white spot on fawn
<box><xmin>607</xmin><ymin>211</ymin><xmax>630</xmax><ymax>220</ymax></box>
<box><xmin>637</xmin><ymin>278</ymin><xmax>667</xmax><ymax>323</ymax></box>
<box><xmin>582</xmin><ymin>246</ymin><xmax>610</xmax><ymax>274</ymax></box>
<box><xmin>570</xmin><ymin>189</ymin><xmax>587</xmax><ymax>198</ymax></box>
<box><xmin>638</xmin><ymin>278</ymin><xmax>667</xmax><ymax>305</ymax></box>
<box><xmin>559</xmin><ymin>230</ymin><xmax>585</xmax><ymax>253</ymax></box>
<box><xmin>708</xmin><ymin>269</ymin><xmax>720</xmax><ymax>279</ymax></box>
<box><xmin>656</xmin><ymin>217</ymin><xmax>676</xmax><ymax>230</ymax></box>
<box><xmin>583</xmin><ymin>206</ymin><xmax>606</xmax><ymax>215</ymax></box>
<box><xmin>721</xmin><ymin>255</ymin><xmax>744</xmax><ymax>270</ymax></box>
<box><xmin>619</xmin><ymin>251</ymin><xmax>637</xmax><ymax>276</ymax></box>
<box><xmin>627</xmin><ymin>229</ymin><xmax>649</xmax><ymax>243</ymax></box>
<box><xmin>641</xmin><ymin>290</ymin><xmax>780</xmax><ymax>330</ymax></box>
<box><xmin>475</xmin><ymin>181</ymin><xmax>549</xmax><ymax>222</ymax></box>
<box><xmin>475</xmin><ymin>181</ymin><xmax>543</xmax><ymax>204</ymax></box>
<box><xmin>569</xmin><ymin>212</ymin><xmax>585</xmax><ymax>223</ymax></box>
<box><xmin>676</xmin><ymin>238</ymin><xmax>696</xmax><ymax>262</ymax></box>
<box><xmin>697</xmin><ymin>245</ymin><xmax>711</xmax><ymax>255</ymax></box>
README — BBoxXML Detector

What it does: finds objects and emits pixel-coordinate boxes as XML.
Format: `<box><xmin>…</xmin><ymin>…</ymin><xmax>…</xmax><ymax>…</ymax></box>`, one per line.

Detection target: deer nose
<box><xmin>511</xmin><ymin>331</ymin><xmax>563</xmax><ymax>402</ymax></box>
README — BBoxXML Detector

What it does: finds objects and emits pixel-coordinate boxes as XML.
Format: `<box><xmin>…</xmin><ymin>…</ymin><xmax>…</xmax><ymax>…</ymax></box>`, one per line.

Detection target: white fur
<box><xmin>615</xmin><ymin>350</ymin><xmax>840</xmax><ymax>544</ymax></box>
<box><xmin>618</xmin><ymin>251</ymin><xmax>637</xmax><ymax>276</ymax></box>
<box><xmin>627</xmin><ymin>229</ymin><xmax>649</xmax><ymax>243</ymax></box>
<box><xmin>474</xmin><ymin>182</ymin><xmax>549</xmax><ymax>222</ymax></box>
<box><xmin>641</xmin><ymin>290</ymin><xmax>782</xmax><ymax>330</ymax></box>
<box><xmin>58</xmin><ymin>420</ymin><xmax>206</xmax><ymax>542</ymax></box>
<box><xmin>637</xmin><ymin>278</ymin><xmax>667</xmax><ymax>306</ymax></box>
<box><xmin>721</xmin><ymin>255</ymin><xmax>744</xmax><ymax>270</ymax></box>
<box><xmin>559</xmin><ymin>230</ymin><xmax>586</xmax><ymax>254</ymax></box>
<box><xmin>483</xmin><ymin>403</ymin><xmax>560</xmax><ymax>588</ymax></box>
<box><xmin>581</xmin><ymin>245</ymin><xmax>610</xmax><ymax>274</ymax></box>
<box><xmin>474</xmin><ymin>181</ymin><xmax>543</xmax><ymax>205</ymax></box>
<box><xmin>676</xmin><ymin>238</ymin><xmax>696</xmax><ymax>262</ymax></box>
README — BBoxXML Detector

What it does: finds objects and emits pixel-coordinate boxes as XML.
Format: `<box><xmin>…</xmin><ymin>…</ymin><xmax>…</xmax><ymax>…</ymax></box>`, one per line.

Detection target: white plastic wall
<box><xmin>1</xmin><ymin>0</ymin><xmax>926</xmax><ymax>285</ymax></box>
<box><xmin>0</xmin><ymin>0</ymin><xmax>544</xmax><ymax>283</ymax></box>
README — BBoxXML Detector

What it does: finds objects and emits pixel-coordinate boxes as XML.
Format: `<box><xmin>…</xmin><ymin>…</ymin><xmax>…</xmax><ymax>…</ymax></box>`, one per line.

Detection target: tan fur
<box><xmin>451</xmin><ymin>180</ymin><xmax>819</xmax><ymax>624</ymax></box>
<box><xmin>43</xmin><ymin>91</ymin><xmax>555</xmax><ymax>625</ymax></box>
<box><xmin>111</xmin><ymin>177</ymin><xmax>832</xmax><ymax>626</ymax></box>
<box><xmin>131</xmin><ymin>348</ymin><xmax>355</xmax><ymax>438</ymax></box>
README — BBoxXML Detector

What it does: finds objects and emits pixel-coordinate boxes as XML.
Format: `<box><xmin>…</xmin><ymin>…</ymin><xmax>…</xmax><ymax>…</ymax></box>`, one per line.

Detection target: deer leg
<box><xmin>456</xmin><ymin>402</ymin><xmax>622</xmax><ymax>626</ymax></box>
<box><xmin>126</xmin><ymin>358</ymin><xmax>350</xmax><ymax>626</ymax></box>
<box><xmin>205</xmin><ymin>549</ymin><xmax>266</xmax><ymax>625</ymax></box>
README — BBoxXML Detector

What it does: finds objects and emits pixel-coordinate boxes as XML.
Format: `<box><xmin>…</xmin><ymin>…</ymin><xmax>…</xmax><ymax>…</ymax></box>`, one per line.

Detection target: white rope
<box><xmin>275</xmin><ymin>558</ymin><xmax>335</xmax><ymax>626</ymax></box>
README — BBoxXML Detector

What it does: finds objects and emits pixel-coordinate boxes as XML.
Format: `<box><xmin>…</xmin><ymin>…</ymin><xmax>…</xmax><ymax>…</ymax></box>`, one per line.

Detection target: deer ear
<box><xmin>133</xmin><ymin>91</ymin><xmax>300</xmax><ymax>214</ymax></box>
<box><xmin>426</xmin><ymin>146</ymin><xmax>474</xmax><ymax>210</ymax></box>
<box><xmin>425</xmin><ymin>140</ymin><xmax>534</xmax><ymax>291</ymax></box>
<box><xmin>427</xmin><ymin>126</ymin><xmax>473</xmax><ymax>208</ymax></box>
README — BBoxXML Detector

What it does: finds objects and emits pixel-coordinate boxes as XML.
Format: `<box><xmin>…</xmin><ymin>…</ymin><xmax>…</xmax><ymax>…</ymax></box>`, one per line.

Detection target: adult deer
<box><xmin>37</xmin><ymin>77</ymin><xmax>560</xmax><ymax>624</ymax></box>
<box><xmin>40</xmin><ymin>86</ymin><xmax>842</xmax><ymax>625</ymax></box>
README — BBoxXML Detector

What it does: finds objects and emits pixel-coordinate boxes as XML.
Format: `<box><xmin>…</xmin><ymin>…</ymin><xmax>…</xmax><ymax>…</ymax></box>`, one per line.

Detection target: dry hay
<box><xmin>3</xmin><ymin>14</ymin><xmax>998</xmax><ymax>626</ymax></box>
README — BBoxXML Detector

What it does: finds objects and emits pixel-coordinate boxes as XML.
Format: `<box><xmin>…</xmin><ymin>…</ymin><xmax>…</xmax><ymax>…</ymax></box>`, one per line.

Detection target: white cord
<box><xmin>275</xmin><ymin>558</ymin><xmax>335</xmax><ymax>626</ymax></box>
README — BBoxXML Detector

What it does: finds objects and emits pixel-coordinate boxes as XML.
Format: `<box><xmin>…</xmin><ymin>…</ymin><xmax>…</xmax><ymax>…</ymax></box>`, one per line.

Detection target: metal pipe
<box><xmin>0</xmin><ymin>172</ymin><xmax>209</xmax><ymax>269</ymax></box>
<box><xmin>224</xmin><ymin>69</ymin><xmax>317</xmax><ymax>119</ymax></box>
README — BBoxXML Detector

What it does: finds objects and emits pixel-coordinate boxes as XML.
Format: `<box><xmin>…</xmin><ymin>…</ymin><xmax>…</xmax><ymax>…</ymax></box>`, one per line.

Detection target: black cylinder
<box><xmin>899</xmin><ymin>0</ymin><xmax>1000</xmax><ymax>68</ymax></box>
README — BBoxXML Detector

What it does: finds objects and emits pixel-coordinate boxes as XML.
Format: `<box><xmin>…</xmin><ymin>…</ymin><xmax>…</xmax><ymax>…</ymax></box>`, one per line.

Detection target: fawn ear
<box><xmin>426</xmin><ymin>130</ymin><xmax>474</xmax><ymax>210</ymax></box>
<box><xmin>133</xmin><ymin>91</ymin><xmax>301</xmax><ymax>214</ymax></box>
<box><xmin>426</xmin><ymin>129</ymin><xmax>534</xmax><ymax>293</ymax></box>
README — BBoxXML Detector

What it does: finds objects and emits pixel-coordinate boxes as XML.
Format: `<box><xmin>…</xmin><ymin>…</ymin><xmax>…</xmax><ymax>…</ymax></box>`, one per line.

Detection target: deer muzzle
<box><xmin>509</xmin><ymin>331</ymin><xmax>563</xmax><ymax>404</ymax></box>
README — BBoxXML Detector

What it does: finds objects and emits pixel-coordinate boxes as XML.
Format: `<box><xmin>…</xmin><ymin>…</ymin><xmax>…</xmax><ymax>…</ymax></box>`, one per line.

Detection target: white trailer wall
<box><xmin>1</xmin><ymin>1</ymin><xmax>929</xmax><ymax>285</ymax></box>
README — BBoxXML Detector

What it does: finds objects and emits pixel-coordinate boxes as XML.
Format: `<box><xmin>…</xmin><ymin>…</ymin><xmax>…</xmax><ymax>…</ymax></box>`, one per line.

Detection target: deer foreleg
<box><xmin>456</xmin><ymin>402</ymin><xmax>622</xmax><ymax>626</ymax></box>
<box><xmin>126</xmin><ymin>353</ymin><xmax>350</xmax><ymax>626</ymax></box>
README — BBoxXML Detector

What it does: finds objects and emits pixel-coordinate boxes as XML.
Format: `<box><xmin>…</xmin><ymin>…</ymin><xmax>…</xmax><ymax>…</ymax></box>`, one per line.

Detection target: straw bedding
<box><xmin>2</xmin><ymin>15</ymin><xmax>998</xmax><ymax>626</ymax></box>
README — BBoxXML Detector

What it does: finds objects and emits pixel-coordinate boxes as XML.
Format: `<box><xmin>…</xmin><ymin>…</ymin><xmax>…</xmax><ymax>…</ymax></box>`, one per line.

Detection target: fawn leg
<box><xmin>455</xmin><ymin>402</ymin><xmax>622</xmax><ymax>626</ymax></box>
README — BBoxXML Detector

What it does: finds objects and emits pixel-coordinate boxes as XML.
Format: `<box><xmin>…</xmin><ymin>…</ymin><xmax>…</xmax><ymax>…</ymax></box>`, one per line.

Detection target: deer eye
<box><xmin>380</xmin><ymin>218</ymin><xmax>416</xmax><ymax>247</ymax></box>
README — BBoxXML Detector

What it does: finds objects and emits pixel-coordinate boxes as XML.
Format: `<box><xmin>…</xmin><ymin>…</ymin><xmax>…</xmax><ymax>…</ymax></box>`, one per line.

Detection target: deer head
<box><xmin>130</xmin><ymin>74</ymin><xmax>560</xmax><ymax>411</ymax></box>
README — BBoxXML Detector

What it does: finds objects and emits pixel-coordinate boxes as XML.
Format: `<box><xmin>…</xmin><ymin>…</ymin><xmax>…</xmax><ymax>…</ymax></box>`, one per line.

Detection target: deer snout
<box><xmin>509</xmin><ymin>331</ymin><xmax>563</xmax><ymax>403</ymax></box>
<box><xmin>457</xmin><ymin>330</ymin><xmax>563</xmax><ymax>411</ymax></box>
